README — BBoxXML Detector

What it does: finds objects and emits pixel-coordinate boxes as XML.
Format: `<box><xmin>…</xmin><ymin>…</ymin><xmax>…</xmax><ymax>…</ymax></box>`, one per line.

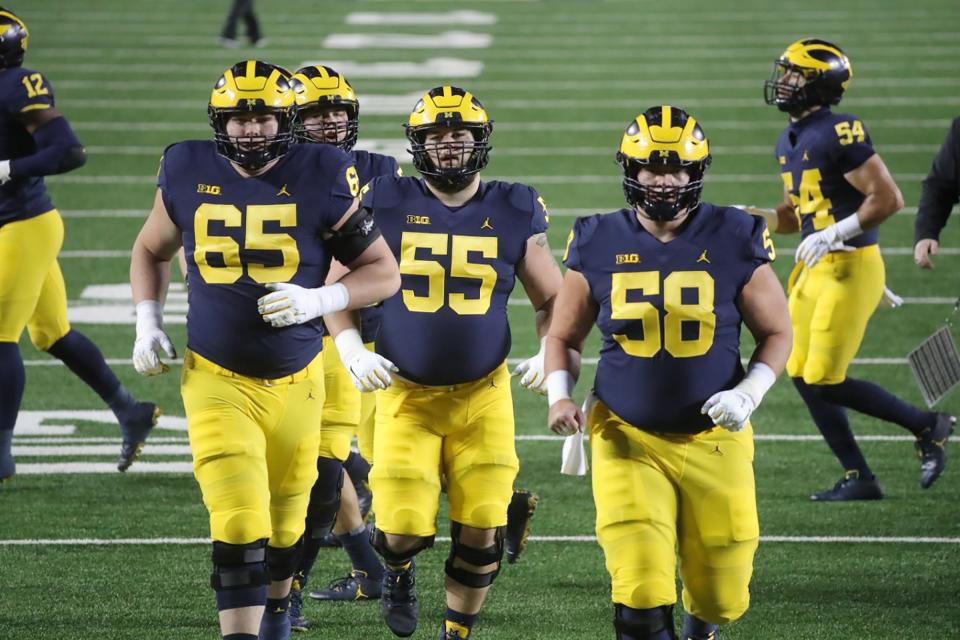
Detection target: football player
<box><xmin>283</xmin><ymin>64</ymin><xmax>401</xmax><ymax>628</ymax></box>
<box><xmin>129</xmin><ymin>60</ymin><xmax>399</xmax><ymax>640</ymax></box>
<box><xmin>757</xmin><ymin>38</ymin><xmax>955</xmax><ymax>500</ymax></box>
<box><xmin>314</xmin><ymin>86</ymin><xmax>566</xmax><ymax>639</ymax></box>
<box><xmin>0</xmin><ymin>6</ymin><xmax>159</xmax><ymax>481</ymax></box>
<box><xmin>544</xmin><ymin>106</ymin><xmax>792</xmax><ymax>640</ymax></box>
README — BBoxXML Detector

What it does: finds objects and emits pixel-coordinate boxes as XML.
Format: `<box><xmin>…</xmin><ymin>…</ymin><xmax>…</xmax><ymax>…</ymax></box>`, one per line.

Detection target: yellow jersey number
<box><xmin>834</xmin><ymin>120</ymin><xmax>865</xmax><ymax>146</ymax></box>
<box><xmin>399</xmin><ymin>232</ymin><xmax>498</xmax><ymax>315</ymax></box>
<box><xmin>193</xmin><ymin>203</ymin><xmax>299</xmax><ymax>284</ymax></box>
<box><xmin>21</xmin><ymin>73</ymin><xmax>49</xmax><ymax>99</ymax></box>
<box><xmin>781</xmin><ymin>169</ymin><xmax>835</xmax><ymax>230</ymax></box>
<box><xmin>610</xmin><ymin>270</ymin><xmax>715</xmax><ymax>358</ymax></box>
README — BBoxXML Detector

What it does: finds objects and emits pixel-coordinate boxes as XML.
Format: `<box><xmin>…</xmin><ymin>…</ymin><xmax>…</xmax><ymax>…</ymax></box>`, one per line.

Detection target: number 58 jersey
<box><xmin>364</xmin><ymin>177</ymin><xmax>548</xmax><ymax>386</ymax></box>
<box><xmin>158</xmin><ymin>140</ymin><xmax>359</xmax><ymax>378</ymax></box>
<box><xmin>565</xmin><ymin>204</ymin><xmax>774</xmax><ymax>434</ymax></box>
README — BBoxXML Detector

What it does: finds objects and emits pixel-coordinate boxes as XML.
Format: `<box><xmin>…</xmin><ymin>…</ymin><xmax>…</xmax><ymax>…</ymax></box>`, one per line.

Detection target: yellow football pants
<box><xmin>320</xmin><ymin>335</ymin><xmax>361</xmax><ymax>462</ymax></box>
<box><xmin>590</xmin><ymin>400</ymin><xmax>758</xmax><ymax>625</ymax></box>
<box><xmin>0</xmin><ymin>209</ymin><xmax>71</xmax><ymax>349</ymax></box>
<box><xmin>371</xmin><ymin>363</ymin><xmax>519</xmax><ymax>537</ymax></box>
<box><xmin>786</xmin><ymin>245</ymin><xmax>885</xmax><ymax>385</ymax></box>
<box><xmin>181</xmin><ymin>349</ymin><xmax>325</xmax><ymax>548</ymax></box>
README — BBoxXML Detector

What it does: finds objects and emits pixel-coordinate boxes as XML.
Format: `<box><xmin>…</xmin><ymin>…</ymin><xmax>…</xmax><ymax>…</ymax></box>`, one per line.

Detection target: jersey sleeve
<box><xmin>563</xmin><ymin>216</ymin><xmax>595</xmax><ymax>272</ymax></box>
<box><xmin>742</xmin><ymin>213</ymin><xmax>776</xmax><ymax>269</ymax></box>
<box><xmin>5</xmin><ymin>69</ymin><xmax>56</xmax><ymax>115</ymax></box>
<box><xmin>530</xmin><ymin>187</ymin><xmax>549</xmax><ymax>236</ymax></box>
<box><xmin>829</xmin><ymin>115</ymin><xmax>876</xmax><ymax>174</ymax></box>
<box><xmin>360</xmin><ymin>175</ymin><xmax>381</xmax><ymax>210</ymax></box>
<box><xmin>325</xmin><ymin>155</ymin><xmax>361</xmax><ymax>229</ymax></box>
<box><xmin>156</xmin><ymin>143</ymin><xmax>180</xmax><ymax>227</ymax></box>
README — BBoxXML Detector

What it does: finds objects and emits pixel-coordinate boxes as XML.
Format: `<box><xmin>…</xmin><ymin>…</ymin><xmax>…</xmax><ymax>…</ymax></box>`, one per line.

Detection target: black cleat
<box><xmin>505</xmin><ymin>489</ymin><xmax>539</xmax><ymax>563</ymax></box>
<box><xmin>309</xmin><ymin>569</ymin><xmax>381</xmax><ymax>601</ymax></box>
<box><xmin>0</xmin><ymin>430</ymin><xmax>14</xmax><ymax>483</ymax></box>
<box><xmin>439</xmin><ymin>623</ymin><xmax>471</xmax><ymax>639</ymax></box>
<box><xmin>811</xmin><ymin>471</ymin><xmax>884</xmax><ymax>501</ymax></box>
<box><xmin>116</xmin><ymin>402</ymin><xmax>160</xmax><ymax>472</ymax></box>
<box><xmin>916</xmin><ymin>413</ymin><xmax>955</xmax><ymax>489</ymax></box>
<box><xmin>289</xmin><ymin>577</ymin><xmax>311</xmax><ymax>632</ymax></box>
<box><xmin>381</xmin><ymin>559</ymin><xmax>418</xmax><ymax>637</ymax></box>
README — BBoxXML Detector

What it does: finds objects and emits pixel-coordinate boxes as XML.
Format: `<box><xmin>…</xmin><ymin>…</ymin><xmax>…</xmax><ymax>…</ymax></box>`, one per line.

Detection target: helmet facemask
<box><xmin>618</xmin><ymin>152</ymin><xmax>710</xmax><ymax>222</ymax></box>
<box><xmin>294</xmin><ymin>102</ymin><xmax>359</xmax><ymax>151</ymax></box>
<box><xmin>764</xmin><ymin>61</ymin><xmax>821</xmax><ymax>115</ymax></box>
<box><xmin>406</xmin><ymin>119</ymin><xmax>492</xmax><ymax>193</ymax></box>
<box><xmin>209</xmin><ymin>104</ymin><xmax>294</xmax><ymax>171</ymax></box>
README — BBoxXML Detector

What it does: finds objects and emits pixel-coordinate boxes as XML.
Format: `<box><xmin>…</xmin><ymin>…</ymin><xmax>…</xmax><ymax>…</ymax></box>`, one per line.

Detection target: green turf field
<box><xmin>2</xmin><ymin>1</ymin><xmax>959</xmax><ymax>638</ymax></box>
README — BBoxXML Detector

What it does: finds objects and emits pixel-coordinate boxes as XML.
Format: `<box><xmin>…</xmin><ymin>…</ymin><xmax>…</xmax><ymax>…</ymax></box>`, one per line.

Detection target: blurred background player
<box><xmin>355</xmin><ymin>86</ymin><xmax>566</xmax><ymax>639</ymax></box>
<box><xmin>914</xmin><ymin>116</ymin><xmax>959</xmax><ymax>269</ymax></box>
<box><xmin>545</xmin><ymin>106</ymin><xmax>791</xmax><ymax>640</ymax></box>
<box><xmin>760</xmin><ymin>38</ymin><xmax>954</xmax><ymax>500</ymax></box>
<box><xmin>0</xmin><ymin>5</ymin><xmax>158</xmax><ymax>482</ymax></box>
<box><xmin>285</xmin><ymin>64</ymin><xmax>400</xmax><ymax>629</ymax></box>
<box><xmin>219</xmin><ymin>0</ymin><xmax>265</xmax><ymax>48</ymax></box>
<box><xmin>129</xmin><ymin>60</ymin><xmax>399</xmax><ymax>640</ymax></box>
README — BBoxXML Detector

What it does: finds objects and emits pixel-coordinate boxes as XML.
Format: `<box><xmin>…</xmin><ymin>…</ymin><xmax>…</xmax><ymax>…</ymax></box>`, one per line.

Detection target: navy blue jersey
<box><xmin>159</xmin><ymin>141</ymin><xmax>358</xmax><ymax>378</ymax></box>
<box><xmin>0</xmin><ymin>66</ymin><xmax>56</xmax><ymax>225</ymax></box>
<box><xmin>565</xmin><ymin>204</ymin><xmax>774</xmax><ymax>434</ymax></box>
<box><xmin>351</xmin><ymin>149</ymin><xmax>401</xmax><ymax>344</ymax></box>
<box><xmin>366</xmin><ymin>177</ymin><xmax>548</xmax><ymax>385</ymax></box>
<box><xmin>775</xmin><ymin>108</ymin><xmax>878</xmax><ymax>247</ymax></box>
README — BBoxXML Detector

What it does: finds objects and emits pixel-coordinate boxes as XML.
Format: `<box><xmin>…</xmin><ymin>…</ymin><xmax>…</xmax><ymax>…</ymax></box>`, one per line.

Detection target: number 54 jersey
<box><xmin>363</xmin><ymin>177</ymin><xmax>548</xmax><ymax>385</ymax></box>
<box><xmin>158</xmin><ymin>140</ymin><xmax>359</xmax><ymax>378</ymax></box>
<box><xmin>564</xmin><ymin>204</ymin><xmax>774</xmax><ymax>434</ymax></box>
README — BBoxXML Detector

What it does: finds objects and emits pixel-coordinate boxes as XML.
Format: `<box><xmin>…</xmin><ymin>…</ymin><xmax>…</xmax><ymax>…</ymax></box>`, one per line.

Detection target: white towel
<box><xmin>560</xmin><ymin>393</ymin><xmax>596</xmax><ymax>476</ymax></box>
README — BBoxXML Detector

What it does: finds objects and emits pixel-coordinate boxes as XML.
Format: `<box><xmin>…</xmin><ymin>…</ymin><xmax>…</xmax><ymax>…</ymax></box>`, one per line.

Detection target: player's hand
<box><xmin>701</xmin><ymin>389</ymin><xmax>755</xmax><ymax>432</ymax></box>
<box><xmin>0</xmin><ymin>160</ymin><xmax>10</xmax><ymax>185</ymax></box>
<box><xmin>879</xmin><ymin>285</ymin><xmax>903</xmax><ymax>309</ymax></box>
<box><xmin>258</xmin><ymin>282</ymin><xmax>348</xmax><ymax>328</ymax></box>
<box><xmin>795</xmin><ymin>226</ymin><xmax>846</xmax><ymax>267</ymax></box>
<box><xmin>347</xmin><ymin>350</ymin><xmax>398</xmax><ymax>392</ymax></box>
<box><xmin>512</xmin><ymin>338</ymin><xmax>547</xmax><ymax>395</ymax></box>
<box><xmin>914</xmin><ymin>238</ymin><xmax>939</xmax><ymax>269</ymax></box>
<box><xmin>549</xmin><ymin>398</ymin><xmax>584</xmax><ymax>436</ymax></box>
<box><xmin>133</xmin><ymin>300</ymin><xmax>175</xmax><ymax>376</ymax></box>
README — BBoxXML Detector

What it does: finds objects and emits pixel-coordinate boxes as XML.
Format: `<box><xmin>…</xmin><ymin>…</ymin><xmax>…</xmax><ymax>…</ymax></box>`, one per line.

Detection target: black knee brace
<box><xmin>210</xmin><ymin>539</ymin><xmax>269</xmax><ymax>591</ymax></box>
<box><xmin>614</xmin><ymin>604</ymin><xmax>677</xmax><ymax>640</ymax></box>
<box><xmin>305</xmin><ymin>456</ymin><xmax>344</xmax><ymax>539</ymax></box>
<box><xmin>444</xmin><ymin>521</ymin><xmax>504</xmax><ymax>589</ymax></box>
<box><xmin>265</xmin><ymin>541</ymin><xmax>302</xmax><ymax>582</ymax></box>
<box><xmin>371</xmin><ymin>527</ymin><xmax>434</xmax><ymax>564</ymax></box>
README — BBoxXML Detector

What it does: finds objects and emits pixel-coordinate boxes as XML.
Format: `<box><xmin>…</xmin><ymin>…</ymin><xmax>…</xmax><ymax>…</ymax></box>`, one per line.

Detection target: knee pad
<box><xmin>305</xmin><ymin>456</ymin><xmax>344</xmax><ymax>539</ymax></box>
<box><xmin>210</xmin><ymin>539</ymin><xmax>269</xmax><ymax>591</ymax></box>
<box><xmin>614</xmin><ymin>604</ymin><xmax>677</xmax><ymax>640</ymax></box>
<box><xmin>444</xmin><ymin>521</ymin><xmax>504</xmax><ymax>589</ymax></box>
<box><xmin>265</xmin><ymin>541</ymin><xmax>302</xmax><ymax>582</ymax></box>
<box><xmin>371</xmin><ymin>527</ymin><xmax>434</xmax><ymax>564</ymax></box>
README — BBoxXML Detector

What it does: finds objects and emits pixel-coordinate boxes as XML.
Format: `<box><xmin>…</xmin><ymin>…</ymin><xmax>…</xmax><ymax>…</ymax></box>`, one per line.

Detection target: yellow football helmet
<box><xmin>616</xmin><ymin>105</ymin><xmax>711</xmax><ymax>221</ymax></box>
<box><xmin>764</xmin><ymin>38</ymin><xmax>852</xmax><ymax>113</ymax></box>
<box><xmin>405</xmin><ymin>86</ymin><xmax>493</xmax><ymax>191</ymax></box>
<box><xmin>208</xmin><ymin>60</ymin><xmax>295</xmax><ymax>170</ymax></box>
<box><xmin>290</xmin><ymin>65</ymin><xmax>359</xmax><ymax>151</ymax></box>
<box><xmin>0</xmin><ymin>6</ymin><xmax>29</xmax><ymax>68</ymax></box>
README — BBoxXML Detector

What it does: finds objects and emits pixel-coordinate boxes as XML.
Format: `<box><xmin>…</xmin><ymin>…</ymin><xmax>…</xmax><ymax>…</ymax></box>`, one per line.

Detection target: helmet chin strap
<box><xmin>424</xmin><ymin>171</ymin><xmax>474</xmax><ymax>194</ymax></box>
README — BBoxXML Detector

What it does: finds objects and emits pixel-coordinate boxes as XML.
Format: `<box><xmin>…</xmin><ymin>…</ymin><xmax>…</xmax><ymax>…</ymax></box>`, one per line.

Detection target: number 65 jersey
<box><xmin>158</xmin><ymin>140</ymin><xmax>358</xmax><ymax>378</ymax></box>
<box><xmin>564</xmin><ymin>204</ymin><xmax>774</xmax><ymax>434</ymax></box>
<box><xmin>364</xmin><ymin>177</ymin><xmax>548</xmax><ymax>386</ymax></box>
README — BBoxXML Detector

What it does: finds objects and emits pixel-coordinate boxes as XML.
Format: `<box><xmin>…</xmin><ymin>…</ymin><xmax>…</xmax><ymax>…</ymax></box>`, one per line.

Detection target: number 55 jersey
<box><xmin>564</xmin><ymin>204</ymin><xmax>774</xmax><ymax>434</ymax></box>
<box><xmin>363</xmin><ymin>176</ymin><xmax>548</xmax><ymax>385</ymax></box>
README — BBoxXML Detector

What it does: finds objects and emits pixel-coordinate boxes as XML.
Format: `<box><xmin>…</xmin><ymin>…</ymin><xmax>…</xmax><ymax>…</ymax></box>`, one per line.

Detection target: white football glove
<box><xmin>132</xmin><ymin>300</ymin><xmax>176</xmax><ymax>376</ymax></box>
<box><xmin>257</xmin><ymin>282</ymin><xmax>349</xmax><ymax>328</ymax></box>
<box><xmin>512</xmin><ymin>337</ymin><xmax>547</xmax><ymax>395</ymax></box>
<box><xmin>0</xmin><ymin>160</ymin><xmax>10</xmax><ymax>185</ymax></box>
<box><xmin>701</xmin><ymin>389</ymin><xmax>755</xmax><ymax>432</ymax></box>
<box><xmin>795</xmin><ymin>215</ymin><xmax>862</xmax><ymax>267</ymax></box>
<box><xmin>334</xmin><ymin>328</ymin><xmax>397</xmax><ymax>392</ymax></box>
<box><xmin>879</xmin><ymin>285</ymin><xmax>903</xmax><ymax>309</ymax></box>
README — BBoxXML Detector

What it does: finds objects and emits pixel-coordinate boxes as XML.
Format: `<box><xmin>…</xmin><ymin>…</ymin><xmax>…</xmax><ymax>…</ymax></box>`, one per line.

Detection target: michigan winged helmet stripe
<box><xmin>0</xmin><ymin>5</ymin><xmax>29</xmax><ymax>68</ymax></box>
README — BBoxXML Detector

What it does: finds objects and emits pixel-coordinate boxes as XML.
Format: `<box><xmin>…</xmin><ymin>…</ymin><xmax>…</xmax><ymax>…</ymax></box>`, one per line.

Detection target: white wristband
<box><xmin>734</xmin><ymin>362</ymin><xmax>777</xmax><ymax>408</ymax></box>
<box><xmin>315</xmin><ymin>282</ymin><xmax>350</xmax><ymax>316</ymax></box>
<box><xmin>546</xmin><ymin>370</ymin><xmax>575</xmax><ymax>407</ymax></box>
<box><xmin>333</xmin><ymin>327</ymin><xmax>365</xmax><ymax>366</ymax></box>
<box><xmin>832</xmin><ymin>214</ymin><xmax>863</xmax><ymax>242</ymax></box>
<box><xmin>0</xmin><ymin>159</ymin><xmax>10</xmax><ymax>183</ymax></box>
<box><xmin>135</xmin><ymin>300</ymin><xmax>163</xmax><ymax>335</ymax></box>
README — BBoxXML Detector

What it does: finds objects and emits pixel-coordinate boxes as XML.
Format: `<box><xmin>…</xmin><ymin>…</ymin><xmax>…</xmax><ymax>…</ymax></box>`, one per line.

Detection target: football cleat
<box><xmin>309</xmin><ymin>569</ymin><xmax>381</xmax><ymax>601</ymax></box>
<box><xmin>810</xmin><ymin>471</ymin><xmax>883</xmax><ymax>501</ymax></box>
<box><xmin>288</xmin><ymin>577</ymin><xmax>311</xmax><ymax>632</ymax></box>
<box><xmin>505</xmin><ymin>489</ymin><xmax>539</xmax><ymax>563</ymax></box>
<box><xmin>916</xmin><ymin>413</ymin><xmax>956</xmax><ymax>489</ymax></box>
<box><xmin>380</xmin><ymin>560</ymin><xmax>418</xmax><ymax>637</ymax></box>
<box><xmin>0</xmin><ymin>429</ymin><xmax>14</xmax><ymax>482</ymax></box>
<box><xmin>439</xmin><ymin>623</ymin><xmax>471</xmax><ymax>639</ymax></box>
<box><xmin>116</xmin><ymin>402</ymin><xmax>160</xmax><ymax>472</ymax></box>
